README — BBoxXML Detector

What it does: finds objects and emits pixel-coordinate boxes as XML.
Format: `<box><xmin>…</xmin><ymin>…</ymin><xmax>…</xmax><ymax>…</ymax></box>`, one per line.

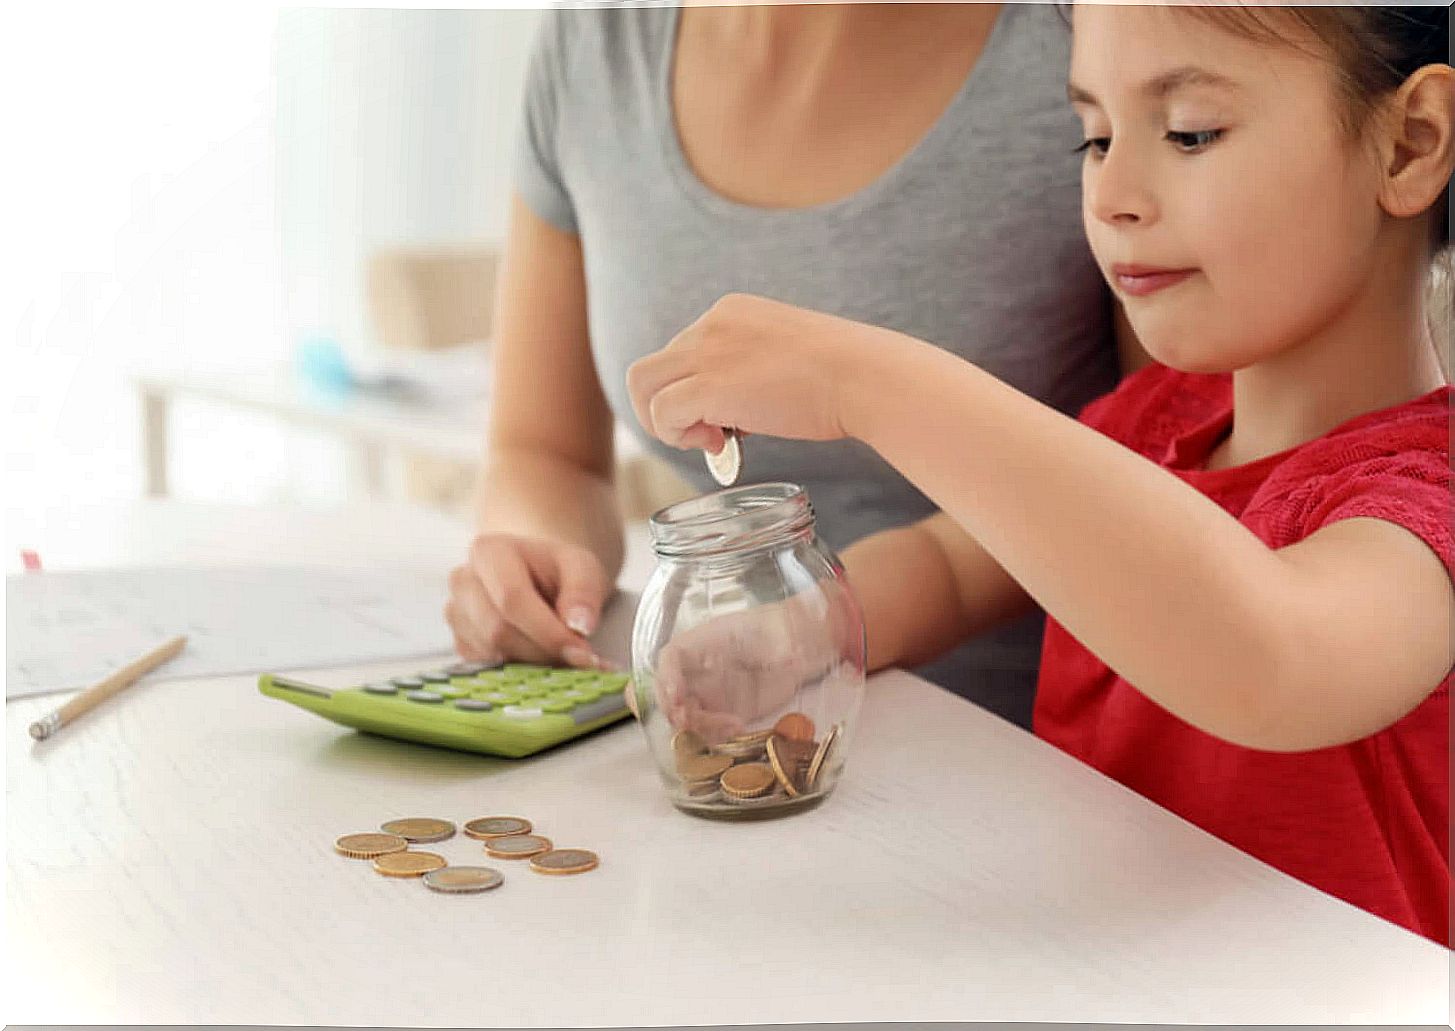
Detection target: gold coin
<box><xmin>373</xmin><ymin>850</ymin><xmax>448</xmax><ymax>877</ymax></box>
<box><xmin>766</xmin><ymin>734</ymin><xmax>814</xmax><ymax>797</ymax></box>
<box><xmin>463</xmin><ymin>816</ymin><xmax>532</xmax><ymax>840</ymax></box>
<box><xmin>484</xmin><ymin>833</ymin><xmax>554</xmax><ymax>859</ymax></box>
<box><xmin>672</xmin><ymin>729</ymin><xmax>707</xmax><ymax>757</ymax></box>
<box><xmin>676</xmin><ymin>752</ymin><xmax>734</xmax><ymax>782</ymax></box>
<box><xmin>805</xmin><ymin>723</ymin><xmax>841</xmax><ymax>790</ymax></box>
<box><xmin>773</xmin><ymin>712</ymin><xmax>816</xmax><ymax>743</ymax></box>
<box><xmin>334</xmin><ymin>832</ymin><xmax>409</xmax><ymax>859</ymax></box>
<box><xmin>422</xmin><ymin>866</ymin><xmax>504</xmax><ymax>894</ymax></box>
<box><xmin>380</xmin><ymin>817</ymin><xmax>456</xmax><ymax>843</ymax></box>
<box><xmin>683</xmin><ymin>778</ymin><xmax>721</xmax><ymax>799</ymax></box>
<box><xmin>720</xmin><ymin>762</ymin><xmax>776</xmax><ymax>799</ymax></box>
<box><xmin>529</xmin><ymin>848</ymin><xmax>600</xmax><ymax>875</ymax></box>
<box><xmin>730</xmin><ymin>728</ymin><xmax>774</xmax><ymax>746</ymax></box>
<box><xmin>711</xmin><ymin>738</ymin><xmax>767</xmax><ymax>761</ymax></box>
<box><xmin>721</xmin><ymin>788</ymin><xmax>788</xmax><ymax>808</ymax></box>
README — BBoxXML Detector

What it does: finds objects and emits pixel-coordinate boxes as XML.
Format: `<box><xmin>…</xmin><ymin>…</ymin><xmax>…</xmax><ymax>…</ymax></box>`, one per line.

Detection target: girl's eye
<box><xmin>1072</xmin><ymin>137</ymin><xmax>1110</xmax><ymax>158</ymax></box>
<box><xmin>1166</xmin><ymin>129</ymin><xmax>1223</xmax><ymax>152</ymax></box>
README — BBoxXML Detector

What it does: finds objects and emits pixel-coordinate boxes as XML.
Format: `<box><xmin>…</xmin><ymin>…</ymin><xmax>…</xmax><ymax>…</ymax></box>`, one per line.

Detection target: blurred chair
<box><xmin>366</xmin><ymin>244</ymin><xmax>692</xmax><ymax>520</ymax></box>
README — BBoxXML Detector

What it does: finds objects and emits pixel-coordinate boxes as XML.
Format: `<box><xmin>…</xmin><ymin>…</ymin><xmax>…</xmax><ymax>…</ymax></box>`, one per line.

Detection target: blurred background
<box><xmin>7</xmin><ymin>4</ymin><xmax>680</xmax><ymax>536</ymax></box>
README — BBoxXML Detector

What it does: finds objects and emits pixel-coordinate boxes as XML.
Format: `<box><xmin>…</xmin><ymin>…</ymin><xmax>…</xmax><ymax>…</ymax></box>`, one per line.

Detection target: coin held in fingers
<box><xmin>705</xmin><ymin>427</ymin><xmax>742</xmax><ymax>486</ymax></box>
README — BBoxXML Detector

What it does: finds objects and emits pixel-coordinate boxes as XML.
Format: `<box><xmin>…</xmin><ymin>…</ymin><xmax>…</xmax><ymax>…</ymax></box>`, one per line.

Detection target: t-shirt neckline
<box><xmin>1164</xmin><ymin>377</ymin><xmax>1451</xmax><ymax>481</ymax></box>
<box><xmin>655</xmin><ymin>4</ymin><xmax>1016</xmax><ymax>225</ymax></box>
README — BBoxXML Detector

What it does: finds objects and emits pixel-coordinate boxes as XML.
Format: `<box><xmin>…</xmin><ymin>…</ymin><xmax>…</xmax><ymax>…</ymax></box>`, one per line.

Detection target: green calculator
<box><xmin>258</xmin><ymin>661</ymin><xmax>633</xmax><ymax>758</ymax></box>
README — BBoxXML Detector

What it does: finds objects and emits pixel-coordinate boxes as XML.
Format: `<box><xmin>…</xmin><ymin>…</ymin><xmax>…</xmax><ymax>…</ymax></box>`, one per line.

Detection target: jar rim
<box><xmin>649</xmin><ymin>482</ymin><xmax>813</xmax><ymax>559</ymax></box>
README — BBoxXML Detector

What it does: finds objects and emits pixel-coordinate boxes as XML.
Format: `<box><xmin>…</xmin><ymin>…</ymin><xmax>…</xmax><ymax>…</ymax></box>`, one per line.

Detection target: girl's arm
<box><xmin>843</xmin><ymin>340</ymin><xmax>1453</xmax><ymax>751</ymax></box>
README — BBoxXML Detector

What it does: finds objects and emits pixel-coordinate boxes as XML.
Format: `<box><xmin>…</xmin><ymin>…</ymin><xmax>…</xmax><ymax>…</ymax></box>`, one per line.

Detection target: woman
<box><xmin>444</xmin><ymin>3</ymin><xmax>1145</xmax><ymax>728</ymax></box>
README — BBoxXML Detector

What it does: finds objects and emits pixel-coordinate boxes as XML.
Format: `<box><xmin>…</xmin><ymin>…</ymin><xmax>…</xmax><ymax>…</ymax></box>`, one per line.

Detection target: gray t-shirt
<box><xmin>514</xmin><ymin>5</ymin><xmax>1117</xmax><ymax>728</ymax></box>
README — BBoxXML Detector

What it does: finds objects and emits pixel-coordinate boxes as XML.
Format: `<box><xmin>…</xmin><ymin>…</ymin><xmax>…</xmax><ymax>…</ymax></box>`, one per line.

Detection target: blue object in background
<box><xmin>295</xmin><ymin>336</ymin><xmax>356</xmax><ymax>397</ymax></box>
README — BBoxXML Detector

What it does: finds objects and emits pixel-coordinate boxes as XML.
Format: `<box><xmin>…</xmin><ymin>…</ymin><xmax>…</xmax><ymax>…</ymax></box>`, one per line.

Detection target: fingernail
<box><xmin>565</xmin><ymin>607</ymin><xmax>595</xmax><ymax>637</ymax></box>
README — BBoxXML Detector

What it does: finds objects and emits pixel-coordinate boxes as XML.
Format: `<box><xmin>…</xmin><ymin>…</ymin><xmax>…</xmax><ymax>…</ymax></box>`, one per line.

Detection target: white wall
<box><xmin>6</xmin><ymin>5</ymin><xmax>540</xmax><ymax>514</ymax></box>
<box><xmin>275</xmin><ymin>8</ymin><xmax>540</xmax><ymax>369</ymax></box>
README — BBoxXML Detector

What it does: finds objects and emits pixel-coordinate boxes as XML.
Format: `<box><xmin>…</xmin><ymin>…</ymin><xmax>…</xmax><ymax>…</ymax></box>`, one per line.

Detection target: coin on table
<box><xmin>374</xmin><ymin>850</ymin><xmax>448</xmax><ymax>877</ymax></box>
<box><xmin>335</xmin><ymin>832</ymin><xmax>410</xmax><ymax>859</ymax></box>
<box><xmin>773</xmin><ymin>712</ymin><xmax>816</xmax><ymax>743</ymax></box>
<box><xmin>423</xmin><ymin>865</ymin><xmax>504</xmax><ymax>894</ymax></box>
<box><xmin>720</xmin><ymin>762</ymin><xmax>776</xmax><ymax>799</ymax></box>
<box><xmin>529</xmin><ymin>848</ymin><xmax>600</xmax><ymax>875</ymax></box>
<box><xmin>484</xmin><ymin>833</ymin><xmax>554</xmax><ymax>859</ymax></box>
<box><xmin>805</xmin><ymin>723</ymin><xmax>841</xmax><ymax>790</ymax></box>
<box><xmin>677</xmin><ymin>752</ymin><xmax>734</xmax><ymax>783</ymax></box>
<box><xmin>380</xmin><ymin>817</ymin><xmax>456</xmax><ymax>843</ymax></box>
<box><xmin>766</xmin><ymin>735</ymin><xmax>814</xmax><ymax>797</ymax></box>
<box><xmin>705</xmin><ymin>427</ymin><xmax>742</xmax><ymax>487</ymax></box>
<box><xmin>463</xmin><ymin>816</ymin><xmax>533</xmax><ymax>840</ymax></box>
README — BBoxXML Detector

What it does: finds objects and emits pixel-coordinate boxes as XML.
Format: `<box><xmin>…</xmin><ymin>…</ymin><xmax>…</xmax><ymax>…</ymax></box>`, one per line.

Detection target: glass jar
<box><xmin>630</xmin><ymin>482</ymin><xmax>866</xmax><ymax>820</ymax></box>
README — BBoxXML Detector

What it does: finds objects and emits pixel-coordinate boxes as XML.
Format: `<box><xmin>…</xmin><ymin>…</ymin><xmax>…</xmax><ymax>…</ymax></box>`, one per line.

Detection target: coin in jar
<box><xmin>380</xmin><ymin>817</ymin><xmax>456</xmax><ymax>843</ymax></box>
<box><xmin>765</xmin><ymin>734</ymin><xmax>814</xmax><ymax>796</ymax></box>
<box><xmin>529</xmin><ymin>848</ymin><xmax>600</xmax><ymax>875</ymax></box>
<box><xmin>704</xmin><ymin>427</ymin><xmax>742</xmax><ymax>487</ymax></box>
<box><xmin>720</xmin><ymin>762</ymin><xmax>776</xmax><ymax>799</ymax></box>
<box><xmin>676</xmin><ymin>751</ymin><xmax>734</xmax><ymax>782</ymax></box>
<box><xmin>805</xmin><ymin>723</ymin><xmax>841</xmax><ymax>790</ymax></box>
<box><xmin>463</xmin><ymin>816</ymin><xmax>532</xmax><ymax>840</ymax></box>
<box><xmin>484</xmin><ymin>833</ymin><xmax>554</xmax><ymax>859</ymax></box>
<box><xmin>373</xmin><ymin>850</ymin><xmax>448</xmax><ymax>877</ymax></box>
<box><xmin>730</xmin><ymin>728</ymin><xmax>774</xmax><ymax>746</ymax></box>
<box><xmin>422</xmin><ymin>866</ymin><xmax>504</xmax><ymax>894</ymax></box>
<box><xmin>773</xmin><ymin>712</ymin><xmax>816</xmax><ymax>742</ymax></box>
<box><xmin>672</xmin><ymin>728</ymin><xmax>708</xmax><ymax>758</ymax></box>
<box><xmin>711</xmin><ymin>737</ymin><xmax>767</xmax><ymax>761</ymax></box>
<box><xmin>334</xmin><ymin>832</ymin><xmax>410</xmax><ymax>859</ymax></box>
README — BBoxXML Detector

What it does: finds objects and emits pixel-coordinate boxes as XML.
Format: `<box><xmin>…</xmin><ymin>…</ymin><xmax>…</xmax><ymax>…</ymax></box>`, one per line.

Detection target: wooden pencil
<box><xmin>28</xmin><ymin>635</ymin><xmax>188</xmax><ymax>741</ymax></box>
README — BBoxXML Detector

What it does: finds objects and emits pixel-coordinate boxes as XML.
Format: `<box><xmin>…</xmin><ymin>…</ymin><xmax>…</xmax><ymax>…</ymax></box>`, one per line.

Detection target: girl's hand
<box><xmin>626</xmin><ymin>293</ymin><xmax>910</xmax><ymax>452</ymax></box>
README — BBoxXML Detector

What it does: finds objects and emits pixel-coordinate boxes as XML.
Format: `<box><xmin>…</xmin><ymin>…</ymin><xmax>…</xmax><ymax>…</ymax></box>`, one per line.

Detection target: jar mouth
<box><xmin>650</xmin><ymin>482</ymin><xmax>814</xmax><ymax>559</ymax></box>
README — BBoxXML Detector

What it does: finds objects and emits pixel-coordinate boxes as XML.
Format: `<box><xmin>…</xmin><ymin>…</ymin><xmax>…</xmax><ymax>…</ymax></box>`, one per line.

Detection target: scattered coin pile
<box><xmin>673</xmin><ymin>711</ymin><xmax>841</xmax><ymax>809</ymax></box>
<box><xmin>334</xmin><ymin>815</ymin><xmax>599</xmax><ymax>893</ymax></box>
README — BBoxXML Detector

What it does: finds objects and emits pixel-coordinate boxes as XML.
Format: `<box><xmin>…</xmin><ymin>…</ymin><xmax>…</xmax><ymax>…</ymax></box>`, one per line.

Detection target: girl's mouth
<box><xmin>1112</xmin><ymin>265</ymin><xmax>1197</xmax><ymax>297</ymax></box>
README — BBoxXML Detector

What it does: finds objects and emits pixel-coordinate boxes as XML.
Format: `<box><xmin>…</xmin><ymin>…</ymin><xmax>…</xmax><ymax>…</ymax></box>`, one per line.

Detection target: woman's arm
<box><xmin>844</xmin><ymin>339</ymin><xmax>1453</xmax><ymax>752</ymax></box>
<box><xmin>480</xmin><ymin>194</ymin><xmax>625</xmax><ymax>581</ymax></box>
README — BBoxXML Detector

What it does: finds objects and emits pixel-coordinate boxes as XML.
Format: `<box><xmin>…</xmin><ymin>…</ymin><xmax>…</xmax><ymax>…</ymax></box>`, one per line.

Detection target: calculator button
<box><xmin>420</xmin><ymin>672</ymin><xmax>452</xmax><ymax>684</ymax></box>
<box><xmin>542</xmin><ymin>699</ymin><xmax>574</xmax><ymax>714</ymax></box>
<box><xmin>392</xmin><ymin>676</ymin><xmax>426</xmax><ymax>689</ymax></box>
<box><xmin>501</xmin><ymin>705</ymin><xmax>543</xmax><ymax>720</ymax></box>
<box><xmin>483</xmin><ymin>691</ymin><xmax>522</xmax><ymax>705</ymax></box>
<box><xmin>363</xmin><ymin>682</ymin><xmax>398</xmax><ymax>695</ymax></box>
<box><xmin>406</xmin><ymin>690</ymin><xmax>445</xmax><ymax>703</ymax></box>
<box><xmin>454</xmin><ymin>699</ymin><xmax>492</xmax><ymax>711</ymax></box>
<box><xmin>432</xmin><ymin>685</ymin><xmax>467</xmax><ymax>699</ymax></box>
<box><xmin>445</xmin><ymin>661</ymin><xmax>498</xmax><ymax>676</ymax></box>
<box><xmin>570</xmin><ymin>693</ymin><xmax>627</xmax><ymax>725</ymax></box>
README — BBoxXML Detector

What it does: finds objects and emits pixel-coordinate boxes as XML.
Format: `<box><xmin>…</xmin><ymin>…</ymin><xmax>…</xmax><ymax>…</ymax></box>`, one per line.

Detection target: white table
<box><xmin>6</xmin><ymin>502</ymin><xmax>1449</xmax><ymax>1025</ymax></box>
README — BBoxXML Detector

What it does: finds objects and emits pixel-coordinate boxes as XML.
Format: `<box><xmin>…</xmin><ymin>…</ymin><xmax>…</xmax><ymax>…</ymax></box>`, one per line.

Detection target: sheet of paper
<box><xmin>5</xmin><ymin>566</ymin><xmax>457</xmax><ymax>700</ymax></box>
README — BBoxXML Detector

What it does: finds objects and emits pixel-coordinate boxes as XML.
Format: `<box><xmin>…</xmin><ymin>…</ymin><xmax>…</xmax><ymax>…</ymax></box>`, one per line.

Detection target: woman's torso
<box><xmin>516</xmin><ymin>5</ymin><xmax>1118</xmax><ymax>721</ymax></box>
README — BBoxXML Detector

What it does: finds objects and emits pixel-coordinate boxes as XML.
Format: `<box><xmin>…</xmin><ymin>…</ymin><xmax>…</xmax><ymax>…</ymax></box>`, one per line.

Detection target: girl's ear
<box><xmin>1377</xmin><ymin>64</ymin><xmax>1455</xmax><ymax>228</ymax></box>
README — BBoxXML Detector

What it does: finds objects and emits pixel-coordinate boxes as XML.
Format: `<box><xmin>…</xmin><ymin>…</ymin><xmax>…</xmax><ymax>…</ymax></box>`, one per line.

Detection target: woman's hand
<box><xmin>626</xmin><ymin>293</ymin><xmax>913</xmax><ymax>452</ymax></box>
<box><xmin>445</xmin><ymin>533</ymin><xmax>617</xmax><ymax>670</ymax></box>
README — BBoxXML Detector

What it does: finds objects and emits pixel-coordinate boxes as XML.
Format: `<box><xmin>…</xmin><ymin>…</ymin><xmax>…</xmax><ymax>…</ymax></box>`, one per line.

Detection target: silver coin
<box><xmin>704</xmin><ymin>428</ymin><xmax>742</xmax><ymax>487</ymax></box>
<box><xmin>422</xmin><ymin>866</ymin><xmax>504</xmax><ymax>894</ymax></box>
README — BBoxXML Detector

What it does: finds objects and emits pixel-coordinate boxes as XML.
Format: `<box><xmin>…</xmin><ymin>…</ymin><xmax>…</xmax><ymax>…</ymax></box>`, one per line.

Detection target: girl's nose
<box><xmin>1087</xmin><ymin>145</ymin><xmax>1157</xmax><ymax>227</ymax></box>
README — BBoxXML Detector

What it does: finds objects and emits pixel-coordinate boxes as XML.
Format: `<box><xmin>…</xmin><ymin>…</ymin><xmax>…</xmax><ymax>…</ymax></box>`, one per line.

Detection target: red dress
<box><xmin>1034</xmin><ymin>363</ymin><xmax>1452</xmax><ymax>945</ymax></box>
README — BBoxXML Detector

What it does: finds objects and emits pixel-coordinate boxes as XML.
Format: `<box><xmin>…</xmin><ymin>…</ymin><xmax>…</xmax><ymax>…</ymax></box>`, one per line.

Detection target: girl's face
<box><xmin>1069</xmin><ymin>6</ymin><xmax>1385</xmax><ymax>372</ymax></box>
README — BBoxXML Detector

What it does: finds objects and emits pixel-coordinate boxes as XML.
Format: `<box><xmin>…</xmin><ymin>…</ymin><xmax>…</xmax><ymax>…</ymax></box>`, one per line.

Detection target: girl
<box><xmin>625</xmin><ymin>4</ymin><xmax>1454</xmax><ymax>945</ymax></box>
